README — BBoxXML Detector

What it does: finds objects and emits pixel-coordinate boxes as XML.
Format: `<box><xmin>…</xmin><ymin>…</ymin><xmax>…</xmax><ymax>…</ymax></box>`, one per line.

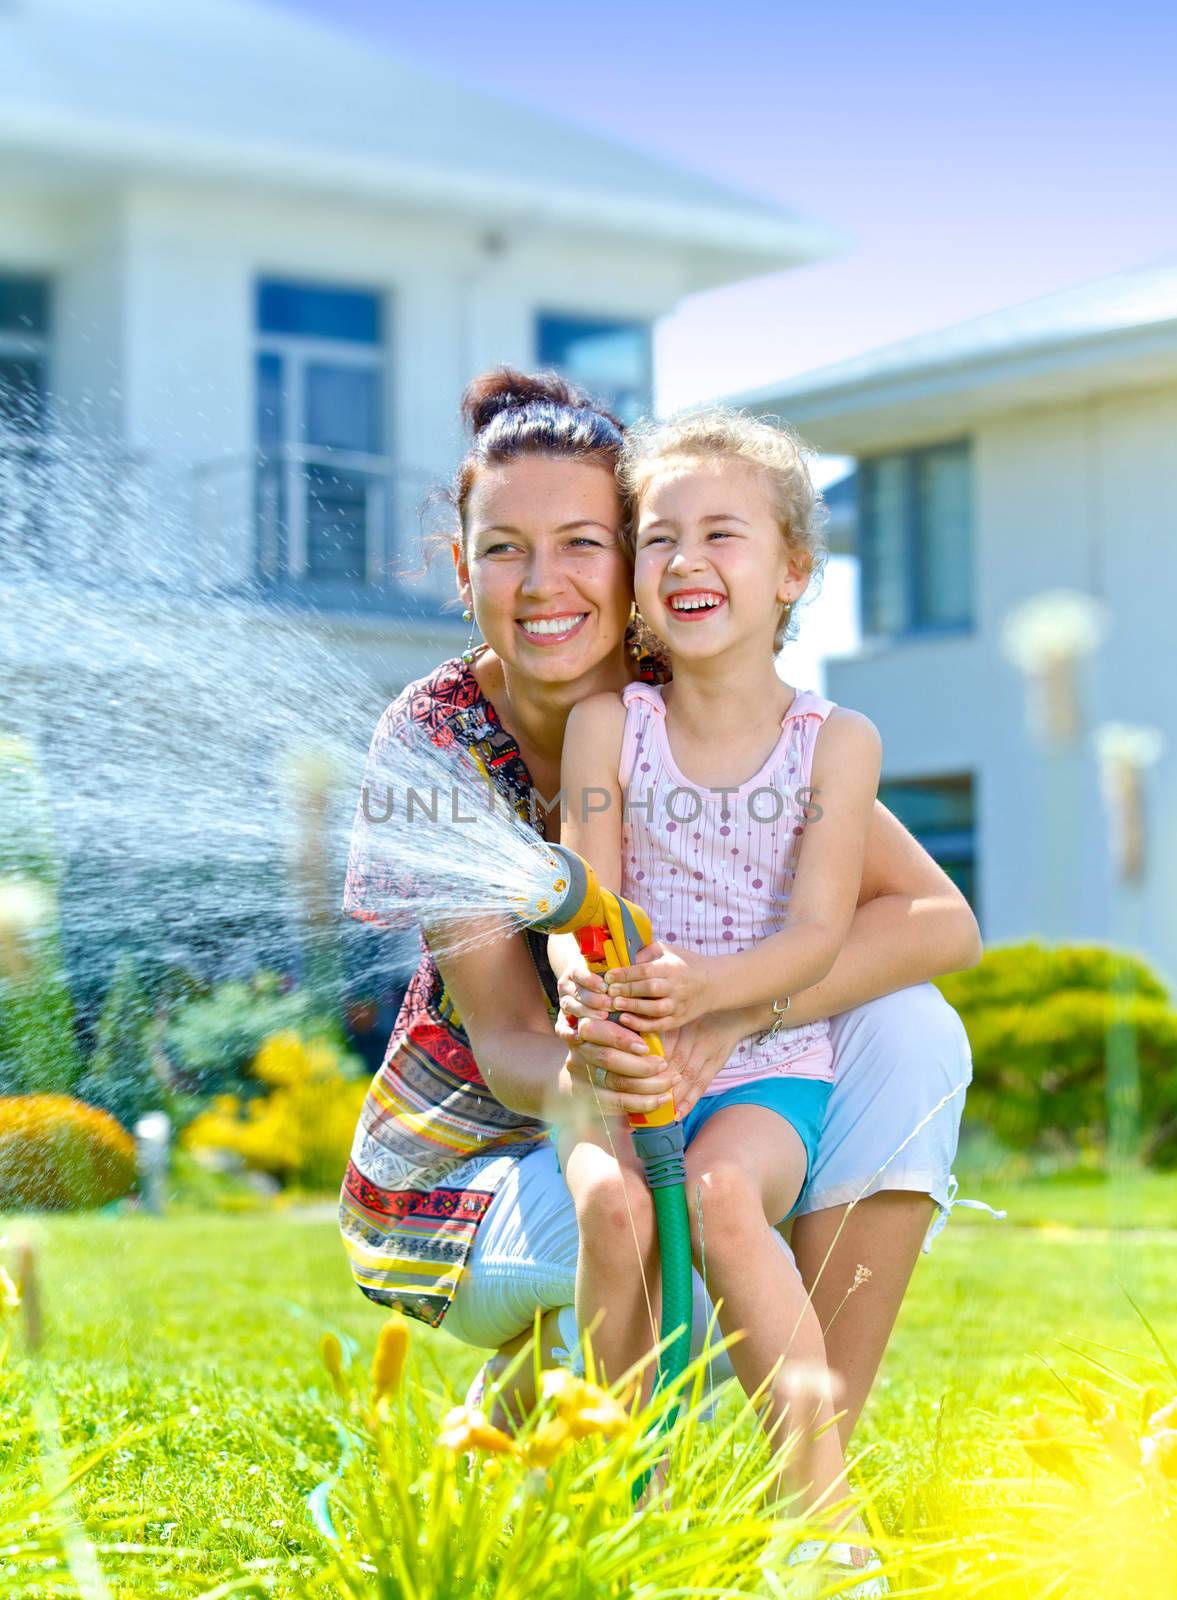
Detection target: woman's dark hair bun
<box><xmin>460</xmin><ymin>366</ymin><xmax>616</xmax><ymax>436</ymax></box>
<box><xmin>445</xmin><ymin>366</ymin><xmax>626</xmax><ymax>543</ymax></box>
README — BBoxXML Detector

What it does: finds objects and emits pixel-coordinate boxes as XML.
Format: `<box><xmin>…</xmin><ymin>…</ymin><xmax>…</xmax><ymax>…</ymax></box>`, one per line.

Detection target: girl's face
<box><xmin>632</xmin><ymin>458</ymin><xmax>806</xmax><ymax>663</ymax></box>
<box><xmin>456</xmin><ymin>456</ymin><xmax>632</xmax><ymax>685</ymax></box>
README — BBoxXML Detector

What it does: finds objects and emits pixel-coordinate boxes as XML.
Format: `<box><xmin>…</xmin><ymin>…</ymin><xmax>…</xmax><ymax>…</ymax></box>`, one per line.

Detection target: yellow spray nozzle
<box><xmin>526</xmin><ymin>846</ymin><xmax>675</xmax><ymax>1130</ymax></box>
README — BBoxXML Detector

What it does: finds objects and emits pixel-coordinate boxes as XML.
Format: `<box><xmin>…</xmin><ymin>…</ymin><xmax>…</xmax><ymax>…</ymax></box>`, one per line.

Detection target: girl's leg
<box><xmin>560</xmin><ymin>1121</ymin><xmax>661</xmax><ymax>1389</ymax></box>
<box><xmin>684</xmin><ymin>1106</ymin><xmax>857</xmax><ymax>1525</ymax></box>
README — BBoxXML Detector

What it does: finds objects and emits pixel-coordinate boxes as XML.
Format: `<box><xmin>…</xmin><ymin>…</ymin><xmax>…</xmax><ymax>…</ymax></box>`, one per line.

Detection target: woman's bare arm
<box><xmin>733</xmin><ymin>799</ymin><xmax>982</xmax><ymax>1029</ymax></box>
<box><xmin>558</xmin><ymin>797</ymin><xmax>983</xmax><ymax>1079</ymax></box>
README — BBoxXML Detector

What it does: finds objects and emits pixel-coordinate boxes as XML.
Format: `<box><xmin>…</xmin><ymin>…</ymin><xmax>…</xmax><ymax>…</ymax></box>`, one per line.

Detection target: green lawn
<box><xmin>7</xmin><ymin>1172</ymin><xmax>1177</xmax><ymax>1596</ymax></box>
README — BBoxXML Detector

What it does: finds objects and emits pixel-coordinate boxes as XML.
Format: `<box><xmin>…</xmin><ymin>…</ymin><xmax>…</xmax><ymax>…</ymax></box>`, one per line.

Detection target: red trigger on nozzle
<box><xmin>575</xmin><ymin>925</ymin><xmax>610</xmax><ymax>964</ymax></box>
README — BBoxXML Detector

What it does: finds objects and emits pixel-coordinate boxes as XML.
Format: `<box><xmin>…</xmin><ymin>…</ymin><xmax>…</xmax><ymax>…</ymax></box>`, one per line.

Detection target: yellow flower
<box><xmin>304</xmin><ymin>1040</ymin><xmax>340</xmax><ymax>1081</ymax></box>
<box><xmin>540</xmin><ymin>1369</ymin><xmax>630</xmax><ymax>1440</ymax></box>
<box><xmin>1095</xmin><ymin>1411</ymin><xmax>1139</xmax><ymax>1469</ymax></box>
<box><xmin>1018</xmin><ymin>1412</ymin><xmax>1082</xmax><ymax>1481</ymax></box>
<box><xmin>320</xmin><ymin>1332</ymin><xmax>347</xmax><ymax>1396</ymax></box>
<box><xmin>1148</xmin><ymin>1396</ymin><xmax>1177</xmax><ymax>1435</ymax></box>
<box><xmin>254</xmin><ymin>1031</ymin><xmax>308</xmax><ymax>1087</ymax></box>
<box><xmin>522</xmin><ymin>1417</ymin><xmax>572</xmax><ymax>1467</ymax></box>
<box><xmin>0</xmin><ymin>1265</ymin><xmax>20</xmax><ymax>1314</ymax></box>
<box><xmin>438</xmin><ymin>1405</ymin><xmax>516</xmax><ymax>1457</ymax></box>
<box><xmin>1140</xmin><ymin>1429</ymin><xmax>1177</xmax><ymax>1479</ymax></box>
<box><xmin>1076</xmin><ymin>1380</ymin><xmax>1106</xmax><ymax>1424</ymax></box>
<box><xmin>370</xmin><ymin>1317</ymin><xmax>410</xmax><ymax>1403</ymax></box>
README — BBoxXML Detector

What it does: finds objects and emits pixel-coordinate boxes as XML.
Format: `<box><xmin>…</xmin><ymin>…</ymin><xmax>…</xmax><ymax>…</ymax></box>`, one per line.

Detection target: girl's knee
<box><xmin>570</xmin><ymin>1159</ymin><xmax>655</xmax><ymax>1253</ymax></box>
<box><xmin>686</xmin><ymin>1159</ymin><xmax>762</xmax><ymax>1262</ymax></box>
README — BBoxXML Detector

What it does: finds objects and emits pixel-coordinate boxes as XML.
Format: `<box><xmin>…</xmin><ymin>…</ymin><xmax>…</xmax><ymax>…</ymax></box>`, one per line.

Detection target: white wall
<box><xmin>112</xmin><ymin>182</ymin><xmax>688</xmax><ymax>588</ymax></box>
<box><xmin>0</xmin><ymin>181</ymin><xmax>127</xmax><ymax>435</ymax></box>
<box><xmin>826</xmin><ymin>379</ymin><xmax>1177</xmax><ymax>986</ymax></box>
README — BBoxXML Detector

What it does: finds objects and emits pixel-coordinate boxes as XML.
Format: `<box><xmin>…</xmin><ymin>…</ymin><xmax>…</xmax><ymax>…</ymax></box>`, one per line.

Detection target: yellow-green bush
<box><xmin>0</xmin><ymin>1093</ymin><xmax>136</xmax><ymax>1210</ymax></box>
<box><xmin>937</xmin><ymin>942</ymin><xmax>1177</xmax><ymax>1164</ymax></box>
<box><xmin>183</xmin><ymin>1029</ymin><xmax>367</xmax><ymax>1191</ymax></box>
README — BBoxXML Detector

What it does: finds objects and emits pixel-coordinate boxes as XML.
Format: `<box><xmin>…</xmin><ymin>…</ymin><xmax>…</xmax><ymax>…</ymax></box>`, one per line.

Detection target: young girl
<box><xmin>551</xmin><ymin>408</ymin><xmax>883</xmax><ymax>1571</ymax></box>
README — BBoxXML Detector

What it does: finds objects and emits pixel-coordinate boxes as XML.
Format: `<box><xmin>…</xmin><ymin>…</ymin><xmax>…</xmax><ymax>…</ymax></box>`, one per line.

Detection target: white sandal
<box><xmin>785</xmin><ymin>1538</ymin><xmax>889</xmax><ymax>1597</ymax></box>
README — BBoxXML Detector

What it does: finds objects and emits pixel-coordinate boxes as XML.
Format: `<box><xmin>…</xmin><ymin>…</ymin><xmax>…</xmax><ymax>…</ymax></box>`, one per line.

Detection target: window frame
<box><xmin>253</xmin><ymin>276</ymin><xmax>391</xmax><ymax>587</ymax></box>
<box><xmin>534</xmin><ymin>310</ymin><xmax>653</xmax><ymax>424</ymax></box>
<box><xmin>857</xmin><ymin>437</ymin><xmax>974</xmax><ymax>641</ymax></box>
<box><xmin>877</xmin><ymin>770</ymin><xmax>979</xmax><ymax>917</ymax></box>
<box><xmin>0</xmin><ymin>272</ymin><xmax>52</xmax><ymax>429</ymax></box>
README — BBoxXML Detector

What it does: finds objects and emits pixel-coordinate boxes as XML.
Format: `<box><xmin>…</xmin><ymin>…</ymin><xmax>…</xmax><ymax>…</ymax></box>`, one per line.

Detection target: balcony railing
<box><xmin>1</xmin><ymin>429</ymin><xmax>454</xmax><ymax>617</ymax></box>
<box><xmin>195</xmin><ymin>447</ymin><xmax>450</xmax><ymax>614</ymax></box>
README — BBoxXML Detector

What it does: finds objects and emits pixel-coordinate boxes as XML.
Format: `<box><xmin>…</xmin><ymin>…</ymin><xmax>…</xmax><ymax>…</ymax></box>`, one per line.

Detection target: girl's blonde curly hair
<box><xmin>617</xmin><ymin>407</ymin><xmax>829</xmax><ymax>650</ymax></box>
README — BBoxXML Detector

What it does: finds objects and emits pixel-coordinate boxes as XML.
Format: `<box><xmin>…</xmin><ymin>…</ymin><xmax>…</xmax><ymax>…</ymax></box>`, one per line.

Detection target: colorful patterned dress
<box><xmin>338</xmin><ymin>652</ymin><xmax>662</xmax><ymax>1328</ymax></box>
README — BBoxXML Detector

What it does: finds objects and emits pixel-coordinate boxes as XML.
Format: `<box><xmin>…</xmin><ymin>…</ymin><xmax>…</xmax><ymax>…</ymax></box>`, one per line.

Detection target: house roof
<box><xmin>0</xmin><ymin>0</ymin><xmax>840</xmax><ymax>290</ymax></box>
<box><xmin>733</xmin><ymin>260</ymin><xmax>1177</xmax><ymax>452</ymax></box>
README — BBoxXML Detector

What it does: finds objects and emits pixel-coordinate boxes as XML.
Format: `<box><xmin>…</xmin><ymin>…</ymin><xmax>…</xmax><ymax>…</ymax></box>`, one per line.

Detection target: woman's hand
<box><xmin>556</xmin><ymin>962</ymin><xmax>611</xmax><ymax>1035</ymax></box>
<box><xmin>601</xmin><ymin>942</ymin><xmax>718</xmax><ymax>1034</ymax></box>
<box><xmin>557</xmin><ymin>1013</ymin><xmax>678</xmax><ymax>1120</ymax></box>
<box><xmin>662</xmin><ymin>1012</ymin><xmax>749</xmax><ymax>1117</ymax></box>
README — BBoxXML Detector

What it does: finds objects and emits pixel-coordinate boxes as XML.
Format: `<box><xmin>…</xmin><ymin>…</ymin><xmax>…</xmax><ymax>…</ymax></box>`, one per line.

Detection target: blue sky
<box><xmin>277</xmin><ymin>0</ymin><xmax>1177</xmax><ymax>409</ymax></box>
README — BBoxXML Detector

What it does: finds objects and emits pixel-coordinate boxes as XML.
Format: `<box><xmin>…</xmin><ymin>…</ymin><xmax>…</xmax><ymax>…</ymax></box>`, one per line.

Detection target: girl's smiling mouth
<box><xmin>665</xmin><ymin>589</ymin><xmax>727</xmax><ymax>618</ymax></box>
<box><xmin>515</xmin><ymin>612</ymin><xmax>589</xmax><ymax>643</ymax></box>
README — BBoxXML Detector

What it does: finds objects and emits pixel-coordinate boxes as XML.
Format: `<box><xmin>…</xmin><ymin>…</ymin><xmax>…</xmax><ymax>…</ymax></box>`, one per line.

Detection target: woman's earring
<box><xmin>461</xmin><ymin>605</ymin><xmax>482</xmax><ymax>665</ymax></box>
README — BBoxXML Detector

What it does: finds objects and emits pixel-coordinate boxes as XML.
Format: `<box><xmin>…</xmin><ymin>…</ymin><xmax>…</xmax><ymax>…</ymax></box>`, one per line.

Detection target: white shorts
<box><xmin>442</xmin><ymin>982</ymin><xmax>982</xmax><ymax>1354</ymax></box>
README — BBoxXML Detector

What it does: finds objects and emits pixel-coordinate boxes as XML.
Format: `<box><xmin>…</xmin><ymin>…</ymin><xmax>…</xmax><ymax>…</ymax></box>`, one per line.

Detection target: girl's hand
<box><xmin>662</xmin><ymin>1013</ymin><xmax>748</xmax><ymax>1117</ymax></box>
<box><xmin>558</xmin><ymin>1014</ymin><xmax>678</xmax><ymax>1119</ymax></box>
<box><xmin>602</xmin><ymin>942</ymin><xmax>717</xmax><ymax>1034</ymax></box>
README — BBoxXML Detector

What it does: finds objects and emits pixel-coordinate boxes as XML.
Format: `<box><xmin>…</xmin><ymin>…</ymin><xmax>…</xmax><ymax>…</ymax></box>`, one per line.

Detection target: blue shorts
<box><xmin>683</xmin><ymin>1076</ymin><xmax>832</xmax><ymax>1223</ymax></box>
<box><xmin>555</xmin><ymin>1075</ymin><xmax>832</xmax><ymax>1226</ymax></box>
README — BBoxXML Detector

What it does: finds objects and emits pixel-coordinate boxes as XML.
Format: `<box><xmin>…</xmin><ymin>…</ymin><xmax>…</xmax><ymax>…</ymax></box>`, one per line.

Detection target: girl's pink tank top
<box><xmin>619</xmin><ymin>681</ymin><xmax>836</xmax><ymax>1090</ymax></box>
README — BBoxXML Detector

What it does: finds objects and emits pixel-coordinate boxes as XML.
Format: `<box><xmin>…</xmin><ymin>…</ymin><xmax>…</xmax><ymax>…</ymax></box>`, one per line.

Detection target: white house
<box><xmin>734</xmin><ymin>263</ymin><xmax>1177</xmax><ymax>986</ymax></box>
<box><xmin>0</xmin><ymin>0</ymin><xmax>843</xmax><ymax>999</ymax></box>
<box><xmin>0</xmin><ymin>0</ymin><xmax>838</xmax><ymax>696</ymax></box>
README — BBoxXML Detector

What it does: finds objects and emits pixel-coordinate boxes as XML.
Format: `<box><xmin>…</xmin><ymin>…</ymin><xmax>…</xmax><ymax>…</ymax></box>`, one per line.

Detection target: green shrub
<box><xmin>0</xmin><ymin>737</ymin><xmax>84</xmax><ymax>1096</ymax></box>
<box><xmin>0</xmin><ymin>1093</ymin><xmax>136</xmax><ymax>1210</ymax></box>
<box><xmin>163</xmin><ymin>969</ymin><xmax>325</xmax><ymax>1097</ymax></box>
<box><xmin>938</xmin><ymin>942</ymin><xmax>1177</xmax><ymax>1166</ymax></box>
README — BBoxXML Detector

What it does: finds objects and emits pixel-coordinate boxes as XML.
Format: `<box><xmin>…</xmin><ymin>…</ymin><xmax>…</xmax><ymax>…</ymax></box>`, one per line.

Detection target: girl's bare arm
<box><xmin>561</xmin><ymin>797</ymin><xmax>983</xmax><ymax>1069</ymax></box>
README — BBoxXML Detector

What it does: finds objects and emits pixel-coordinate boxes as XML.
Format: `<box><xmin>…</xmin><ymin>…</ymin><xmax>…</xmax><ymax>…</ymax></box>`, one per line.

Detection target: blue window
<box><xmin>255</xmin><ymin>279</ymin><xmax>388</xmax><ymax>591</ymax></box>
<box><xmin>537</xmin><ymin>313</ymin><xmax>652</xmax><ymax>425</ymax></box>
<box><xmin>878</xmin><ymin>773</ymin><xmax>978</xmax><ymax>914</ymax></box>
<box><xmin>257</xmin><ymin>280</ymin><xmax>382</xmax><ymax>345</ymax></box>
<box><xmin>0</xmin><ymin>274</ymin><xmax>50</xmax><ymax>429</ymax></box>
<box><xmin>858</xmin><ymin>441</ymin><xmax>973</xmax><ymax>637</ymax></box>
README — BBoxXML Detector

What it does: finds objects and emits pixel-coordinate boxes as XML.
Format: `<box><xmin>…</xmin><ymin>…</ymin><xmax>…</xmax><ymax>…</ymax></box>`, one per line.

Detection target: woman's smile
<box><xmin>515</xmin><ymin>611</ymin><xmax>590</xmax><ymax>644</ymax></box>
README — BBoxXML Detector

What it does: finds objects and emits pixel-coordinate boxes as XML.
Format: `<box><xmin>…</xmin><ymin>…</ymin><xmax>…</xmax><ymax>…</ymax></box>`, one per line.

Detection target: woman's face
<box><xmin>456</xmin><ymin>456</ymin><xmax>632</xmax><ymax>686</ymax></box>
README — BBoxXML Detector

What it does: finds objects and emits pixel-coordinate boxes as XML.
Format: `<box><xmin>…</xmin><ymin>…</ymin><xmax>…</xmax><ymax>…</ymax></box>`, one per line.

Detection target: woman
<box><xmin>340</xmin><ymin>368</ymin><xmax>984</xmax><ymax>1443</ymax></box>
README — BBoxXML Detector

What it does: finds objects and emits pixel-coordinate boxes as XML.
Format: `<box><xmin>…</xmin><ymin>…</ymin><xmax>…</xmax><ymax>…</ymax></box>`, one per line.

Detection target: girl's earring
<box><xmin>461</xmin><ymin>605</ymin><xmax>482</xmax><ymax>665</ymax></box>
